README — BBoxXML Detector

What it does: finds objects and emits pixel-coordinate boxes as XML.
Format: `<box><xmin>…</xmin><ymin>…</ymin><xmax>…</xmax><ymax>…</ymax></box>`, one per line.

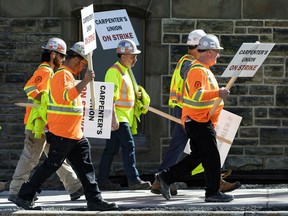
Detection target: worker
<box><xmin>14</xmin><ymin>42</ymin><xmax>118</xmax><ymax>211</ymax></box>
<box><xmin>9</xmin><ymin>38</ymin><xmax>83</xmax><ymax>204</ymax></box>
<box><xmin>151</xmin><ymin>30</ymin><xmax>241</xmax><ymax>196</ymax></box>
<box><xmin>97</xmin><ymin>39</ymin><xmax>151</xmax><ymax>190</ymax></box>
<box><xmin>155</xmin><ymin>34</ymin><xmax>234</xmax><ymax>202</ymax></box>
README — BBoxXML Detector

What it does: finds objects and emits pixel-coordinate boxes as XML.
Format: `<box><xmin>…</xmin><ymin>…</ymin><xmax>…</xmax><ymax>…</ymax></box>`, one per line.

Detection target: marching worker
<box><xmin>155</xmin><ymin>34</ymin><xmax>234</xmax><ymax>202</ymax></box>
<box><xmin>97</xmin><ymin>39</ymin><xmax>151</xmax><ymax>190</ymax></box>
<box><xmin>9</xmin><ymin>38</ymin><xmax>83</xmax><ymax>203</ymax></box>
<box><xmin>14</xmin><ymin>42</ymin><xmax>118</xmax><ymax>211</ymax></box>
<box><xmin>151</xmin><ymin>30</ymin><xmax>241</xmax><ymax>195</ymax></box>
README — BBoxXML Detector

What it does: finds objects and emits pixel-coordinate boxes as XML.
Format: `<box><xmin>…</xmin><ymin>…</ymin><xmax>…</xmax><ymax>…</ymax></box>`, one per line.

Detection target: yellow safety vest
<box><xmin>168</xmin><ymin>54</ymin><xmax>196</xmax><ymax>108</ymax></box>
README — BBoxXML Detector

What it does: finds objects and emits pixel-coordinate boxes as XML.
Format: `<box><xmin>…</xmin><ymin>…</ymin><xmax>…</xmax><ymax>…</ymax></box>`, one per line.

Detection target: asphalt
<box><xmin>1</xmin><ymin>186</ymin><xmax>288</xmax><ymax>216</ymax></box>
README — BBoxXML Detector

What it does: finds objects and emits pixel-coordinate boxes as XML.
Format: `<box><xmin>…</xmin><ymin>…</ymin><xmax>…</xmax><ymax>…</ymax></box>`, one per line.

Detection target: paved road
<box><xmin>1</xmin><ymin>187</ymin><xmax>288</xmax><ymax>215</ymax></box>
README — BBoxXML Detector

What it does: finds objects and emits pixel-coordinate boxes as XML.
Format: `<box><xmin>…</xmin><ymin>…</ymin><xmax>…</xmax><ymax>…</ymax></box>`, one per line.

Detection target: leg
<box><xmin>97</xmin><ymin>132</ymin><xmax>120</xmax><ymax>184</ymax></box>
<box><xmin>118</xmin><ymin>122</ymin><xmax>140</xmax><ymax>184</ymax></box>
<box><xmin>43</xmin><ymin>143</ymin><xmax>82</xmax><ymax>194</ymax></box>
<box><xmin>18</xmin><ymin>132</ymin><xmax>74</xmax><ymax>201</ymax></box>
<box><xmin>67</xmin><ymin>136</ymin><xmax>118</xmax><ymax>211</ymax></box>
<box><xmin>9</xmin><ymin>130</ymin><xmax>45</xmax><ymax>196</ymax></box>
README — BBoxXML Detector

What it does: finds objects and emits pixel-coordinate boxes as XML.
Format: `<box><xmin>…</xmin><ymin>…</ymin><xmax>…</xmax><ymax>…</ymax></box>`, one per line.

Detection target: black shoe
<box><xmin>14</xmin><ymin>196</ymin><xmax>42</xmax><ymax>210</ymax></box>
<box><xmin>155</xmin><ymin>173</ymin><xmax>171</xmax><ymax>200</ymax></box>
<box><xmin>70</xmin><ymin>187</ymin><xmax>84</xmax><ymax>201</ymax></box>
<box><xmin>87</xmin><ymin>199</ymin><xmax>119</xmax><ymax>211</ymax></box>
<box><xmin>9</xmin><ymin>194</ymin><xmax>38</xmax><ymax>204</ymax></box>
<box><xmin>205</xmin><ymin>191</ymin><xmax>234</xmax><ymax>202</ymax></box>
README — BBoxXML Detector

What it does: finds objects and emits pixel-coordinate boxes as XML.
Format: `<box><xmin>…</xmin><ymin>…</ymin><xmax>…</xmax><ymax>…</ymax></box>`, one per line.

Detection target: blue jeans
<box><xmin>97</xmin><ymin>122</ymin><xmax>140</xmax><ymax>185</ymax></box>
<box><xmin>158</xmin><ymin>106</ymin><xmax>188</xmax><ymax>171</ymax></box>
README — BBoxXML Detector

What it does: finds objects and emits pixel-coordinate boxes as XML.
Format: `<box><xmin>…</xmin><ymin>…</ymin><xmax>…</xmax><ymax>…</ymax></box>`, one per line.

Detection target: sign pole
<box><xmin>209</xmin><ymin>76</ymin><xmax>237</xmax><ymax>116</ymax></box>
<box><xmin>87</xmin><ymin>52</ymin><xmax>95</xmax><ymax>110</ymax></box>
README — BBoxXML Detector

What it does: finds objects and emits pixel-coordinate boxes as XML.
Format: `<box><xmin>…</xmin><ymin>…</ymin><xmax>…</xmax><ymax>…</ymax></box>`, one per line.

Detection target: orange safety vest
<box><xmin>23</xmin><ymin>62</ymin><xmax>53</xmax><ymax>125</ymax></box>
<box><xmin>169</xmin><ymin>54</ymin><xmax>196</xmax><ymax>108</ymax></box>
<box><xmin>46</xmin><ymin>66</ymin><xmax>84</xmax><ymax>140</ymax></box>
<box><xmin>182</xmin><ymin>60</ymin><xmax>224</xmax><ymax>127</ymax></box>
<box><xmin>105</xmin><ymin>62</ymin><xmax>135</xmax><ymax>126</ymax></box>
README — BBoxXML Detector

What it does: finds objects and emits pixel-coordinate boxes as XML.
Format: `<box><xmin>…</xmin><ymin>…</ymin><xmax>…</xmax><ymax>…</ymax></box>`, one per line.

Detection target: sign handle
<box><xmin>88</xmin><ymin>52</ymin><xmax>96</xmax><ymax>110</ymax></box>
<box><xmin>209</xmin><ymin>76</ymin><xmax>237</xmax><ymax>117</ymax></box>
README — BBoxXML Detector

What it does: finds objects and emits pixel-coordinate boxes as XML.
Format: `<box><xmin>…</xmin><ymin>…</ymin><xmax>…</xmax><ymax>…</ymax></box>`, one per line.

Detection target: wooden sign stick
<box><xmin>88</xmin><ymin>52</ymin><xmax>96</xmax><ymax>110</ymax></box>
<box><xmin>209</xmin><ymin>76</ymin><xmax>237</xmax><ymax>117</ymax></box>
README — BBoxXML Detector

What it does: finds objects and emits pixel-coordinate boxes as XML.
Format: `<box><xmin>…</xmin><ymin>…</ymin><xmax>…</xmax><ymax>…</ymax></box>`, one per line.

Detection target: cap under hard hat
<box><xmin>116</xmin><ymin>39</ymin><xmax>141</xmax><ymax>54</ymax></box>
<box><xmin>69</xmin><ymin>41</ymin><xmax>89</xmax><ymax>61</ymax></box>
<box><xmin>186</xmin><ymin>29</ymin><xmax>206</xmax><ymax>46</ymax></box>
<box><xmin>42</xmin><ymin>37</ymin><xmax>67</xmax><ymax>55</ymax></box>
<box><xmin>197</xmin><ymin>34</ymin><xmax>223</xmax><ymax>50</ymax></box>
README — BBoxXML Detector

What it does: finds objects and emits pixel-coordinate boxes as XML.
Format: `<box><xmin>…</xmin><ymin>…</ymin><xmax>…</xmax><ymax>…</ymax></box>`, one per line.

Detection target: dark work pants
<box><xmin>18</xmin><ymin>132</ymin><xmax>102</xmax><ymax>202</ymax></box>
<box><xmin>161</xmin><ymin>119</ymin><xmax>221</xmax><ymax>196</ymax></box>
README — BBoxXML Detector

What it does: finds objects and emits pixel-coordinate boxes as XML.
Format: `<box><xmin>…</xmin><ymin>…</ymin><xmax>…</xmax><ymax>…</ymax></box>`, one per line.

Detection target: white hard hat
<box><xmin>69</xmin><ymin>41</ymin><xmax>88</xmax><ymax>60</ymax></box>
<box><xmin>197</xmin><ymin>34</ymin><xmax>223</xmax><ymax>50</ymax></box>
<box><xmin>42</xmin><ymin>37</ymin><xmax>67</xmax><ymax>55</ymax></box>
<box><xmin>116</xmin><ymin>39</ymin><xmax>141</xmax><ymax>54</ymax></box>
<box><xmin>186</xmin><ymin>29</ymin><xmax>206</xmax><ymax>46</ymax></box>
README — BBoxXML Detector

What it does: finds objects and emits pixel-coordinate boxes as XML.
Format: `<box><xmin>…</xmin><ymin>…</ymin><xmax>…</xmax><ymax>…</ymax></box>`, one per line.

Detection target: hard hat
<box><xmin>197</xmin><ymin>34</ymin><xmax>223</xmax><ymax>50</ymax></box>
<box><xmin>41</xmin><ymin>37</ymin><xmax>67</xmax><ymax>55</ymax></box>
<box><xmin>69</xmin><ymin>41</ymin><xmax>88</xmax><ymax>61</ymax></box>
<box><xmin>116</xmin><ymin>39</ymin><xmax>141</xmax><ymax>54</ymax></box>
<box><xmin>186</xmin><ymin>29</ymin><xmax>206</xmax><ymax>46</ymax></box>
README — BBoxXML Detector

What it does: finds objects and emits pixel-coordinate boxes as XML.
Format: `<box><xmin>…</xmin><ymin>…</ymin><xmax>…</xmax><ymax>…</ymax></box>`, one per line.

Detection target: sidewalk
<box><xmin>1</xmin><ymin>187</ymin><xmax>288</xmax><ymax>215</ymax></box>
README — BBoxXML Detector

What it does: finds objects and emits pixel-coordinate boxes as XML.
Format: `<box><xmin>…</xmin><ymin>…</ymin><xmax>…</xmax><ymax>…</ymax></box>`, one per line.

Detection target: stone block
<box><xmin>239</xmin><ymin>96</ymin><xmax>274</xmax><ymax>106</ymax></box>
<box><xmin>245</xmin><ymin>147</ymin><xmax>283</xmax><ymax>156</ymax></box>
<box><xmin>163</xmin><ymin>19</ymin><xmax>195</xmax><ymax>33</ymax></box>
<box><xmin>255</xmin><ymin>108</ymin><xmax>268</xmax><ymax>118</ymax></box>
<box><xmin>260</xmin><ymin>128</ymin><xmax>288</xmax><ymax>145</ymax></box>
<box><xmin>269</xmin><ymin>108</ymin><xmax>288</xmax><ymax>118</ymax></box>
<box><xmin>266</xmin><ymin>157</ymin><xmax>288</xmax><ymax>169</ymax></box>
<box><xmin>264</xmin><ymin>65</ymin><xmax>284</xmax><ymax>77</ymax></box>
<box><xmin>239</xmin><ymin>127</ymin><xmax>259</xmax><ymax>138</ymax></box>
<box><xmin>276</xmin><ymin>86</ymin><xmax>288</xmax><ymax>106</ymax></box>
<box><xmin>197</xmin><ymin>20</ymin><xmax>234</xmax><ymax>34</ymax></box>
<box><xmin>255</xmin><ymin>119</ymin><xmax>281</xmax><ymax>127</ymax></box>
<box><xmin>225</xmin><ymin>156</ymin><xmax>263</xmax><ymax>170</ymax></box>
<box><xmin>163</xmin><ymin>34</ymin><xmax>180</xmax><ymax>44</ymax></box>
<box><xmin>249</xmin><ymin>85</ymin><xmax>274</xmax><ymax>95</ymax></box>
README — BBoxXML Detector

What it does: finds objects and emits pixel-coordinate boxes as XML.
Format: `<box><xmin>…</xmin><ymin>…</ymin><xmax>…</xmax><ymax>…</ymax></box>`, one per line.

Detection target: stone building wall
<box><xmin>0</xmin><ymin>0</ymin><xmax>287</xmax><ymax>181</ymax></box>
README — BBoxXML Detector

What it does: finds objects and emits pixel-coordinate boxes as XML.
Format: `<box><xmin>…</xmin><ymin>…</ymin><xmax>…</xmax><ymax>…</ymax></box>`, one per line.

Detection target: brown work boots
<box><xmin>151</xmin><ymin>170</ymin><xmax>241</xmax><ymax>195</ymax></box>
<box><xmin>220</xmin><ymin>170</ymin><xmax>241</xmax><ymax>193</ymax></box>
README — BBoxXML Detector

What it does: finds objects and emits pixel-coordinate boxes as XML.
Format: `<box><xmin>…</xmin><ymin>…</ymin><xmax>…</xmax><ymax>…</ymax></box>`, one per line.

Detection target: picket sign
<box><xmin>81</xmin><ymin>4</ymin><xmax>97</xmax><ymax>110</ymax></box>
<box><xmin>184</xmin><ymin>109</ymin><xmax>242</xmax><ymax>167</ymax></box>
<box><xmin>94</xmin><ymin>9</ymin><xmax>139</xmax><ymax>50</ymax></box>
<box><xmin>78</xmin><ymin>80</ymin><xmax>114</xmax><ymax>139</ymax></box>
<box><xmin>209</xmin><ymin>42</ymin><xmax>275</xmax><ymax>116</ymax></box>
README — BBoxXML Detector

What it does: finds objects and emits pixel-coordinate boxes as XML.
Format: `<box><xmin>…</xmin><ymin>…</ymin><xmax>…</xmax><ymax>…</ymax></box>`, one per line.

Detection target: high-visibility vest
<box><xmin>182</xmin><ymin>60</ymin><xmax>224</xmax><ymax>127</ymax></box>
<box><xmin>168</xmin><ymin>54</ymin><xmax>196</xmax><ymax>108</ymax></box>
<box><xmin>24</xmin><ymin>63</ymin><xmax>53</xmax><ymax>138</ymax></box>
<box><xmin>105</xmin><ymin>62</ymin><xmax>135</xmax><ymax>126</ymax></box>
<box><xmin>46</xmin><ymin>66</ymin><xmax>84</xmax><ymax>140</ymax></box>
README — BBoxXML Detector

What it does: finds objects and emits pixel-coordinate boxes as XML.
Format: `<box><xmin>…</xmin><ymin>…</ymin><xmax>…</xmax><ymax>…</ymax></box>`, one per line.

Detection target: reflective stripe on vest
<box><xmin>47</xmin><ymin>68</ymin><xmax>82</xmax><ymax>116</ymax></box>
<box><xmin>111</xmin><ymin>64</ymin><xmax>135</xmax><ymax>108</ymax></box>
<box><xmin>24</xmin><ymin>63</ymin><xmax>53</xmax><ymax>96</ymax></box>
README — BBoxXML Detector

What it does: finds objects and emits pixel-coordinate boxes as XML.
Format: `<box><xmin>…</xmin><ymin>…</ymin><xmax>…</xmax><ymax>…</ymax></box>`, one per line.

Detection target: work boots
<box><xmin>151</xmin><ymin>179</ymin><xmax>178</xmax><ymax>195</ymax></box>
<box><xmin>220</xmin><ymin>170</ymin><xmax>241</xmax><ymax>193</ymax></box>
